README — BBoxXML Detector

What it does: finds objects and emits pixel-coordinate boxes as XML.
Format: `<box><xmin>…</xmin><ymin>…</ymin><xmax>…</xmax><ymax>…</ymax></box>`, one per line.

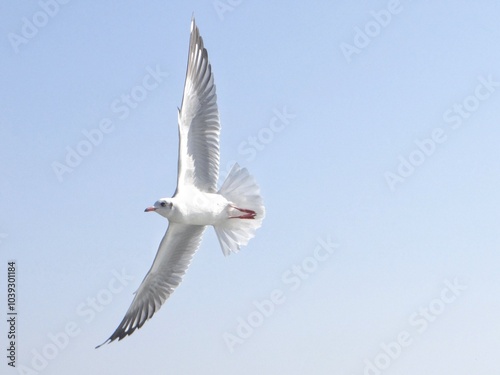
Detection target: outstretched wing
<box><xmin>97</xmin><ymin>223</ymin><xmax>206</xmax><ymax>347</ymax></box>
<box><xmin>176</xmin><ymin>17</ymin><xmax>220</xmax><ymax>194</ymax></box>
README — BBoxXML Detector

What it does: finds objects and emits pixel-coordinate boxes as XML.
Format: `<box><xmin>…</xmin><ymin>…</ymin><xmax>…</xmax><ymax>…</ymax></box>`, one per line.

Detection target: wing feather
<box><xmin>176</xmin><ymin>17</ymin><xmax>220</xmax><ymax>194</ymax></box>
<box><xmin>96</xmin><ymin>223</ymin><xmax>205</xmax><ymax>347</ymax></box>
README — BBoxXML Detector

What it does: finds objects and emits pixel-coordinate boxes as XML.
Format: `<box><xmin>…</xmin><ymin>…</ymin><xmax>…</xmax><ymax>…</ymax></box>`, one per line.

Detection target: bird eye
<box><xmin>160</xmin><ymin>202</ymin><xmax>167</xmax><ymax>207</ymax></box>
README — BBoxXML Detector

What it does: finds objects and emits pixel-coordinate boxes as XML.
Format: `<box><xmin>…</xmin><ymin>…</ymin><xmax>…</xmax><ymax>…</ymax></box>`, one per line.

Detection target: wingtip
<box><xmin>95</xmin><ymin>338</ymin><xmax>110</xmax><ymax>349</ymax></box>
<box><xmin>94</xmin><ymin>337</ymin><xmax>114</xmax><ymax>349</ymax></box>
<box><xmin>191</xmin><ymin>14</ymin><xmax>195</xmax><ymax>32</ymax></box>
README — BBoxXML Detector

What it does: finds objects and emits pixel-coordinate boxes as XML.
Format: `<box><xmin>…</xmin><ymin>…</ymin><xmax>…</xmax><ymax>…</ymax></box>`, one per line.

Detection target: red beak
<box><xmin>144</xmin><ymin>207</ymin><xmax>156</xmax><ymax>212</ymax></box>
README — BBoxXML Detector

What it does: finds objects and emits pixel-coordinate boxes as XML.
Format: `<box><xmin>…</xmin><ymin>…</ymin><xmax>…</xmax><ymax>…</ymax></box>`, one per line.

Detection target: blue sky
<box><xmin>2</xmin><ymin>1</ymin><xmax>500</xmax><ymax>374</ymax></box>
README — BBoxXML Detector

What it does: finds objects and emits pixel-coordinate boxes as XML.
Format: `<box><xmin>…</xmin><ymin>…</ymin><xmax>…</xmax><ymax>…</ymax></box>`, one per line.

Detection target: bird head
<box><xmin>145</xmin><ymin>198</ymin><xmax>173</xmax><ymax>219</ymax></box>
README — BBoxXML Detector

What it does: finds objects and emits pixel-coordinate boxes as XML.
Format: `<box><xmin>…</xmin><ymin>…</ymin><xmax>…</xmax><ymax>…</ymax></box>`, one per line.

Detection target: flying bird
<box><xmin>96</xmin><ymin>18</ymin><xmax>264</xmax><ymax>348</ymax></box>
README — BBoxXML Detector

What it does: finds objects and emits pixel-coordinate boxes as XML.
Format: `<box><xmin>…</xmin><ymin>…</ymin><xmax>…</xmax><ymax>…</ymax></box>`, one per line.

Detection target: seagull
<box><xmin>96</xmin><ymin>18</ymin><xmax>265</xmax><ymax>348</ymax></box>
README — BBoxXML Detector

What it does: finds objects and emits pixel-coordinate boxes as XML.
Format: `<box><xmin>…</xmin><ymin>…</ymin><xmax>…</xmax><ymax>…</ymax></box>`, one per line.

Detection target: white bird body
<box><xmin>97</xmin><ymin>17</ymin><xmax>265</xmax><ymax>348</ymax></box>
<box><xmin>157</xmin><ymin>191</ymin><xmax>229</xmax><ymax>225</ymax></box>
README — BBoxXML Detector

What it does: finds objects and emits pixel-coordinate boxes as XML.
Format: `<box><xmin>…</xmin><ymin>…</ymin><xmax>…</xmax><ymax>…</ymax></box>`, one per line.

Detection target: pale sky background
<box><xmin>2</xmin><ymin>1</ymin><xmax>500</xmax><ymax>374</ymax></box>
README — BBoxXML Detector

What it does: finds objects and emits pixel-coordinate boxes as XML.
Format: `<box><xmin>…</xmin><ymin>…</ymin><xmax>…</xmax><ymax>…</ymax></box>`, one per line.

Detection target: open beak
<box><xmin>144</xmin><ymin>207</ymin><xmax>156</xmax><ymax>212</ymax></box>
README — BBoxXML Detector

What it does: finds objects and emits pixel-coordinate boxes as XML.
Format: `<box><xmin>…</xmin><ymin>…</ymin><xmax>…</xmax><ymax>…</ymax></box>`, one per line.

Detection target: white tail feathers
<box><xmin>214</xmin><ymin>163</ymin><xmax>265</xmax><ymax>256</ymax></box>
